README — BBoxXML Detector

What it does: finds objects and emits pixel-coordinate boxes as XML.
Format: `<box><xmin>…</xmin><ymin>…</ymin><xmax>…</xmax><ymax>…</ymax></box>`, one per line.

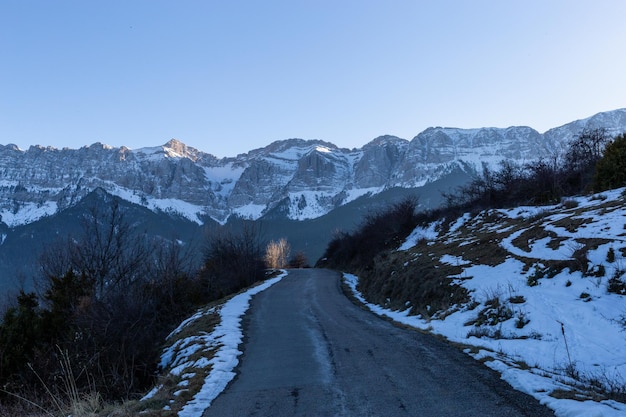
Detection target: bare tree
<box><xmin>265</xmin><ymin>238</ymin><xmax>291</xmax><ymax>269</ymax></box>
<box><xmin>564</xmin><ymin>127</ymin><xmax>612</xmax><ymax>192</ymax></box>
<box><xmin>39</xmin><ymin>197</ymin><xmax>151</xmax><ymax>299</ymax></box>
<box><xmin>568</xmin><ymin>127</ymin><xmax>611</xmax><ymax>165</ymax></box>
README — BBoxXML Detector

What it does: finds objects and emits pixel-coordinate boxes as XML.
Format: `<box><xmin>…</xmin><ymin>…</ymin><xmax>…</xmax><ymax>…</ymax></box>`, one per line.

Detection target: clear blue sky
<box><xmin>2</xmin><ymin>1</ymin><xmax>625</xmax><ymax>157</ymax></box>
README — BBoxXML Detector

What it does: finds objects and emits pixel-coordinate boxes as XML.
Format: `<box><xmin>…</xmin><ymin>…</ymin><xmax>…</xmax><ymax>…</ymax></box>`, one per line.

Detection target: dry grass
<box><xmin>0</xmin><ymin>402</ymin><xmax>50</xmax><ymax>417</ymax></box>
<box><xmin>549</xmin><ymin>388</ymin><xmax>605</xmax><ymax>402</ymax></box>
<box><xmin>356</xmin><ymin>237</ymin><xmax>470</xmax><ymax>317</ymax></box>
<box><xmin>511</xmin><ymin>226</ymin><xmax>556</xmax><ymax>252</ymax></box>
<box><xmin>551</xmin><ymin>216</ymin><xmax>593</xmax><ymax>233</ymax></box>
<box><xmin>0</xmin><ymin>349</ymin><xmax>105</xmax><ymax>417</ymax></box>
<box><xmin>456</xmin><ymin>233</ymin><xmax>509</xmax><ymax>266</ymax></box>
<box><xmin>126</xmin><ymin>306</ymin><xmax>222</xmax><ymax>416</ymax></box>
<box><xmin>349</xmin><ymin>195</ymin><xmax>624</xmax><ymax>328</ymax></box>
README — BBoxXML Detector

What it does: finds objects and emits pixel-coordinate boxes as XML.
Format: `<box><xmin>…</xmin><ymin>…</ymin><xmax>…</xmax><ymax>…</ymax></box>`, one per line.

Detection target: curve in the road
<box><xmin>204</xmin><ymin>269</ymin><xmax>555</xmax><ymax>417</ymax></box>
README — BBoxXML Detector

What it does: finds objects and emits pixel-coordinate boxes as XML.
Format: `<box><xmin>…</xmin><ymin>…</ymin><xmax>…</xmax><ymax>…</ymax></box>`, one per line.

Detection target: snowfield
<box><xmin>346</xmin><ymin>187</ymin><xmax>626</xmax><ymax>417</ymax></box>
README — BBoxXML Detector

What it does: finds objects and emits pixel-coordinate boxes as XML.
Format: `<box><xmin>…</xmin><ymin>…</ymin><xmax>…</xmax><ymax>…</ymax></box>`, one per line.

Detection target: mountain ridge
<box><xmin>1</xmin><ymin>108</ymin><xmax>626</xmax><ymax>227</ymax></box>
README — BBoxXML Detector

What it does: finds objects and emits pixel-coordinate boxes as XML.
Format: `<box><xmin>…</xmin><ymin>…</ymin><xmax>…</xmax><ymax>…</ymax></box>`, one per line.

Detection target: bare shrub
<box><xmin>199</xmin><ymin>222</ymin><xmax>266</xmax><ymax>299</ymax></box>
<box><xmin>288</xmin><ymin>251</ymin><xmax>309</xmax><ymax>268</ymax></box>
<box><xmin>561</xmin><ymin>199</ymin><xmax>579</xmax><ymax>209</ymax></box>
<box><xmin>264</xmin><ymin>238</ymin><xmax>291</xmax><ymax>269</ymax></box>
<box><xmin>472</xmin><ymin>297</ymin><xmax>513</xmax><ymax>326</ymax></box>
<box><xmin>39</xmin><ymin>198</ymin><xmax>151</xmax><ymax>300</ymax></box>
<box><xmin>515</xmin><ymin>311</ymin><xmax>530</xmax><ymax>328</ymax></box>
<box><xmin>608</xmin><ymin>269</ymin><xmax>626</xmax><ymax>295</ymax></box>
<box><xmin>443</xmin><ymin>127</ymin><xmax>614</xmax><ymax>214</ymax></box>
<box><xmin>318</xmin><ymin>196</ymin><xmax>420</xmax><ymax>270</ymax></box>
<box><xmin>563</xmin><ymin>127</ymin><xmax>611</xmax><ymax>193</ymax></box>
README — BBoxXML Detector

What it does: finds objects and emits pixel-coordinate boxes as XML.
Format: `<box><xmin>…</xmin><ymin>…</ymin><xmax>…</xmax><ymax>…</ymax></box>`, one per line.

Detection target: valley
<box><xmin>1</xmin><ymin>108</ymin><xmax>626</xmax><ymax>291</ymax></box>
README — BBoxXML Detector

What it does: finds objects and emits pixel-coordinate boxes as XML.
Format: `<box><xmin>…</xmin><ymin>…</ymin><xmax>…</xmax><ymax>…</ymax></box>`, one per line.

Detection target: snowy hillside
<box><xmin>347</xmin><ymin>187</ymin><xmax>626</xmax><ymax>417</ymax></box>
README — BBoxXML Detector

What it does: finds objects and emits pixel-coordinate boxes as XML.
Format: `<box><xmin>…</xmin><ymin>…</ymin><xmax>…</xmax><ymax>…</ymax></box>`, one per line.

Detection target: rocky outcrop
<box><xmin>353</xmin><ymin>136</ymin><xmax>408</xmax><ymax>188</ymax></box>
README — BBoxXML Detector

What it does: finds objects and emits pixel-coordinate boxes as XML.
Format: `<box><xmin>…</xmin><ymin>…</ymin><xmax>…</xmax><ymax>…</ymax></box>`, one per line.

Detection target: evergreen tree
<box><xmin>594</xmin><ymin>134</ymin><xmax>626</xmax><ymax>191</ymax></box>
<box><xmin>0</xmin><ymin>291</ymin><xmax>42</xmax><ymax>380</ymax></box>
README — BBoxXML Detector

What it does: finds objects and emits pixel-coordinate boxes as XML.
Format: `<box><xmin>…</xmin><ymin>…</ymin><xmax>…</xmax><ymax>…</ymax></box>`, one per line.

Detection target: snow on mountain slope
<box><xmin>545</xmin><ymin>108</ymin><xmax>626</xmax><ymax>144</ymax></box>
<box><xmin>1</xmin><ymin>108</ymin><xmax>626</xmax><ymax>226</ymax></box>
<box><xmin>0</xmin><ymin>200</ymin><xmax>58</xmax><ymax>228</ymax></box>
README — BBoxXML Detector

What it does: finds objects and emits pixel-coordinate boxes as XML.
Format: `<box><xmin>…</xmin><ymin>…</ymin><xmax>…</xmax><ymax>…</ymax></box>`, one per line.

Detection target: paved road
<box><xmin>204</xmin><ymin>269</ymin><xmax>554</xmax><ymax>417</ymax></box>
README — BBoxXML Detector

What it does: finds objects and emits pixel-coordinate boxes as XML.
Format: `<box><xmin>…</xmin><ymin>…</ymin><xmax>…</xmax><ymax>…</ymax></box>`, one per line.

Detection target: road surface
<box><xmin>204</xmin><ymin>269</ymin><xmax>554</xmax><ymax>416</ymax></box>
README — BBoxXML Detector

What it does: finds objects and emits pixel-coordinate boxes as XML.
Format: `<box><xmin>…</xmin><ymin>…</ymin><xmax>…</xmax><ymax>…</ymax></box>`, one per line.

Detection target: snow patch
<box><xmin>398</xmin><ymin>221</ymin><xmax>440</xmax><ymax>250</ymax></box>
<box><xmin>315</xmin><ymin>145</ymin><xmax>332</xmax><ymax>153</ymax></box>
<box><xmin>232</xmin><ymin>203</ymin><xmax>266</xmax><ymax>220</ymax></box>
<box><xmin>0</xmin><ymin>201</ymin><xmax>57</xmax><ymax>227</ymax></box>
<box><xmin>286</xmin><ymin>191</ymin><xmax>337</xmax><ymax>220</ymax></box>
<box><xmin>344</xmin><ymin>187</ymin><xmax>384</xmax><ymax>203</ymax></box>
<box><xmin>344</xmin><ymin>271</ymin><xmax>626</xmax><ymax>417</ymax></box>
<box><xmin>167</xmin><ymin>271</ymin><xmax>288</xmax><ymax>417</ymax></box>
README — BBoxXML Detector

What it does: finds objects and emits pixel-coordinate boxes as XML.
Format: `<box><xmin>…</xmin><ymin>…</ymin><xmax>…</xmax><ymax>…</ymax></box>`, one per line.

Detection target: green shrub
<box><xmin>515</xmin><ymin>311</ymin><xmax>530</xmax><ymax>328</ymax></box>
<box><xmin>607</xmin><ymin>247</ymin><xmax>616</xmax><ymax>263</ymax></box>
<box><xmin>527</xmin><ymin>272</ymin><xmax>541</xmax><ymax>287</ymax></box>
<box><xmin>471</xmin><ymin>297</ymin><xmax>514</xmax><ymax>326</ymax></box>
<box><xmin>594</xmin><ymin>134</ymin><xmax>626</xmax><ymax>191</ymax></box>
<box><xmin>589</xmin><ymin>264</ymin><xmax>606</xmax><ymax>277</ymax></box>
<box><xmin>608</xmin><ymin>270</ymin><xmax>626</xmax><ymax>295</ymax></box>
<box><xmin>0</xmin><ymin>292</ymin><xmax>43</xmax><ymax>382</ymax></box>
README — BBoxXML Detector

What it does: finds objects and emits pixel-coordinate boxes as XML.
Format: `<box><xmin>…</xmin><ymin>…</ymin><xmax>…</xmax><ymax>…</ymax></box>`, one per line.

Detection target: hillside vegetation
<box><xmin>319</xmin><ymin>129</ymin><xmax>626</xmax><ymax>311</ymax></box>
<box><xmin>0</xmin><ymin>198</ymin><xmax>273</xmax><ymax>415</ymax></box>
<box><xmin>319</xmin><ymin>130</ymin><xmax>626</xmax><ymax>415</ymax></box>
<box><xmin>343</xmin><ymin>188</ymin><xmax>626</xmax><ymax>415</ymax></box>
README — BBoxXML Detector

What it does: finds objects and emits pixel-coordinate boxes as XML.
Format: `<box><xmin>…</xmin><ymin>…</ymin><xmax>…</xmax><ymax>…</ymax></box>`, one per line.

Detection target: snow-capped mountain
<box><xmin>1</xmin><ymin>108</ymin><xmax>626</xmax><ymax>227</ymax></box>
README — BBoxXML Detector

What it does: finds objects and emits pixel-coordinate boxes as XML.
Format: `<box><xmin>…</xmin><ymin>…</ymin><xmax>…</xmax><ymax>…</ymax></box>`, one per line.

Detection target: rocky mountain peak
<box><xmin>1</xmin><ymin>108</ymin><xmax>626</xmax><ymax>226</ymax></box>
<box><xmin>130</xmin><ymin>139</ymin><xmax>208</xmax><ymax>163</ymax></box>
<box><xmin>87</xmin><ymin>142</ymin><xmax>114</xmax><ymax>150</ymax></box>
<box><xmin>27</xmin><ymin>144</ymin><xmax>57</xmax><ymax>153</ymax></box>
<box><xmin>1</xmin><ymin>144</ymin><xmax>21</xmax><ymax>152</ymax></box>
<box><xmin>249</xmin><ymin>138</ymin><xmax>340</xmax><ymax>158</ymax></box>
<box><xmin>544</xmin><ymin>108</ymin><xmax>626</xmax><ymax>144</ymax></box>
<box><xmin>363</xmin><ymin>135</ymin><xmax>408</xmax><ymax>149</ymax></box>
<box><xmin>162</xmin><ymin>138</ymin><xmax>202</xmax><ymax>161</ymax></box>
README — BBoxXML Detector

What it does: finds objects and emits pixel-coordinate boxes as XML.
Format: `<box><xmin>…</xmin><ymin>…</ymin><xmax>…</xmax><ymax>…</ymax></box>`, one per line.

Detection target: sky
<box><xmin>2</xmin><ymin>1</ymin><xmax>626</xmax><ymax>157</ymax></box>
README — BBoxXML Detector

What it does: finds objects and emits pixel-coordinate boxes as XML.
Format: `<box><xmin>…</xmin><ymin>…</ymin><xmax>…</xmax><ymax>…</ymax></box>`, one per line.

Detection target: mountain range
<box><xmin>1</xmin><ymin>108</ymin><xmax>625</xmax><ymax>289</ymax></box>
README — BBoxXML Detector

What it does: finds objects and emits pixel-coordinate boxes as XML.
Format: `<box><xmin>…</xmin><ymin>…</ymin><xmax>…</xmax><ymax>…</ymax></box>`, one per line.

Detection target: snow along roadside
<box><xmin>144</xmin><ymin>270</ymin><xmax>288</xmax><ymax>417</ymax></box>
<box><xmin>343</xmin><ymin>272</ymin><xmax>626</xmax><ymax>417</ymax></box>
